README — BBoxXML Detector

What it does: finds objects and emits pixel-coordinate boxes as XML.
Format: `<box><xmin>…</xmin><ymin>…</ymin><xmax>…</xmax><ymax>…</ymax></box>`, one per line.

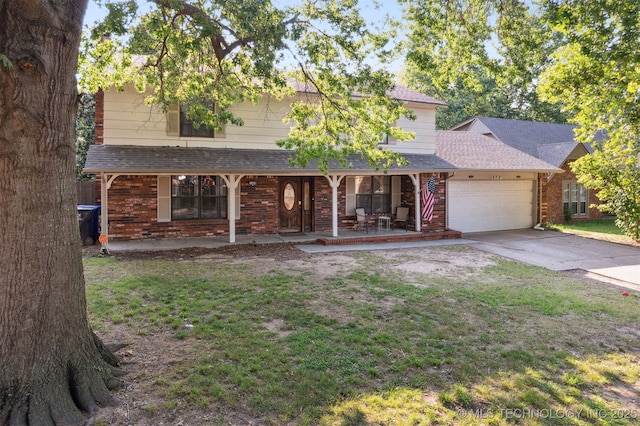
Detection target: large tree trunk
<box><xmin>0</xmin><ymin>1</ymin><xmax>122</xmax><ymax>424</ymax></box>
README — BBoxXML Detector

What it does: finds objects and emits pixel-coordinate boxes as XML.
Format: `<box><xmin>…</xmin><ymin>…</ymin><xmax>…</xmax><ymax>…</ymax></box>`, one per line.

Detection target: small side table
<box><xmin>378</xmin><ymin>216</ymin><xmax>391</xmax><ymax>231</ymax></box>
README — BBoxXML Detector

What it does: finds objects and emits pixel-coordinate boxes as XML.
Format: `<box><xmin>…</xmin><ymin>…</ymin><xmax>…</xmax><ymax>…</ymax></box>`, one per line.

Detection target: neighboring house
<box><xmin>84</xmin><ymin>85</ymin><xmax>559</xmax><ymax>242</ymax></box>
<box><xmin>450</xmin><ymin>117</ymin><xmax>604</xmax><ymax>224</ymax></box>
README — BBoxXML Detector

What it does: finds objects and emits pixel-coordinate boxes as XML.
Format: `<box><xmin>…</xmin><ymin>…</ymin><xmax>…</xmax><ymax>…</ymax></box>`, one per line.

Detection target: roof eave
<box><xmin>83</xmin><ymin>167</ymin><xmax>460</xmax><ymax>175</ymax></box>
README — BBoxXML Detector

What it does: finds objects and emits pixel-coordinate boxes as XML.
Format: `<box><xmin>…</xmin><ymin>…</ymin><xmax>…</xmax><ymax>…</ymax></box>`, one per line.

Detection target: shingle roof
<box><xmin>287</xmin><ymin>79</ymin><xmax>447</xmax><ymax>106</ymax></box>
<box><xmin>435</xmin><ymin>131</ymin><xmax>561</xmax><ymax>172</ymax></box>
<box><xmin>386</xmin><ymin>86</ymin><xmax>448</xmax><ymax>106</ymax></box>
<box><xmin>84</xmin><ymin>145</ymin><xmax>456</xmax><ymax>174</ymax></box>
<box><xmin>451</xmin><ymin>117</ymin><xmax>594</xmax><ymax>167</ymax></box>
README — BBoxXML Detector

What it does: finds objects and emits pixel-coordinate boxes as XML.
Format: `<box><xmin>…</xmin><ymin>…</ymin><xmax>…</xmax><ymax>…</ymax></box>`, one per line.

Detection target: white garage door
<box><xmin>448</xmin><ymin>180</ymin><xmax>534</xmax><ymax>233</ymax></box>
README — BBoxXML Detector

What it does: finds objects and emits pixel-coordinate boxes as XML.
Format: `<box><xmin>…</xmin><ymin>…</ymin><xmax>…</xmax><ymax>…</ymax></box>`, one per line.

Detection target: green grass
<box><xmin>84</xmin><ymin>248</ymin><xmax>640</xmax><ymax>425</ymax></box>
<box><xmin>550</xmin><ymin>217</ymin><xmax>625</xmax><ymax>236</ymax></box>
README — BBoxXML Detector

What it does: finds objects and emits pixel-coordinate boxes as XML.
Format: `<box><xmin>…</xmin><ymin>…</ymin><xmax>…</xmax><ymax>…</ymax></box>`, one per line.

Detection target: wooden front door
<box><xmin>279</xmin><ymin>178</ymin><xmax>302</xmax><ymax>233</ymax></box>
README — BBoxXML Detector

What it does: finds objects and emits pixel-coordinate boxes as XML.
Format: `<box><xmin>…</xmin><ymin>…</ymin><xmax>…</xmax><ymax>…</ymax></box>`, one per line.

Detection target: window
<box><xmin>172</xmin><ymin>175</ymin><xmax>227</xmax><ymax>220</ymax></box>
<box><xmin>180</xmin><ymin>104</ymin><xmax>214</xmax><ymax>138</ymax></box>
<box><xmin>562</xmin><ymin>181</ymin><xmax>587</xmax><ymax>217</ymax></box>
<box><xmin>355</xmin><ymin>176</ymin><xmax>391</xmax><ymax>214</ymax></box>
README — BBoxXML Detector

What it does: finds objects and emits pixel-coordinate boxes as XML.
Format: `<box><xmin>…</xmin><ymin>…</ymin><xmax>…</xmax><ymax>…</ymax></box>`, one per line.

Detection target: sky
<box><xmin>82</xmin><ymin>0</ymin><xmax>407</xmax><ymax>71</ymax></box>
<box><xmin>83</xmin><ymin>1</ymin><xmax>405</xmax><ymax>28</ymax></box>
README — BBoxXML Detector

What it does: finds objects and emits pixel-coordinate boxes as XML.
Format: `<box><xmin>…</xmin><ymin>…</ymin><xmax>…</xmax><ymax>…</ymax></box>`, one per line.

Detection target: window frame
<box><xmin>171</xmin><ymin>175</ymin><xmax>227</xmax><ymax>220</ymax></box>
<box><xmin>562</xmin><ymin>181</ymin><xmax>588</xmax><ymax>217</ymax></box>
<box><xmin>355</xmin><ymin>176</ymin><xmax>391</xmax><ymax>214</ymax></box>
<box><xmin>179</xmin><ymin>103</ymin><xmax>215</xmax><ymax>138</ymax></box>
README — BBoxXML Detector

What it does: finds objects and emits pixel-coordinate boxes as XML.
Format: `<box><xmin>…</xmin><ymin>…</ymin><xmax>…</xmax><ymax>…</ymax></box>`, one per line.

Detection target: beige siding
<box><xmin>103</xmin><ymin>86</ymin><xmax>291</xmax><ymax>149</ymax></box>
<box><xmin>386</xmin><ymin>105</ymin><xmax>437</xmax><ymax>154</ymax></box>
<box><xmin>448</xmin><ymin>172</ymin><xmax>536</xmax><ymax>181</ymax></box>
<box><xmin>103</xmin><ymin>86</ymin><xmax>437</xmax><ymax>155</ymax></box>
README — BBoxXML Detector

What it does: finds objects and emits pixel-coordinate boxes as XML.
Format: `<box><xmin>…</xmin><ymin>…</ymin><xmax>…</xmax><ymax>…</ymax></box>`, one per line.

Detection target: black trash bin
<box><xmin>77</xmin><ymin>205</ymin><xmax>101</xmax><ymax>246</ymax></box>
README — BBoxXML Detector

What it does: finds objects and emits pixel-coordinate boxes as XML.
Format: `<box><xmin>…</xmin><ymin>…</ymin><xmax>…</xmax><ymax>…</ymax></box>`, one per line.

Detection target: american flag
<box><xmin>421</xmin><ymin>176</ymin><xmax>436</xmax><ymax>223</ymax></box>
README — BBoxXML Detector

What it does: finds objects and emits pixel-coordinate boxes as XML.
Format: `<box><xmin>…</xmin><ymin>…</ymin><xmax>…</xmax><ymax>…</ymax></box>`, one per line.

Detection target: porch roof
<box><xmin>84</xmin><ymin>144</ymin><xmax>456</xmax><ymax>175</ymax></box>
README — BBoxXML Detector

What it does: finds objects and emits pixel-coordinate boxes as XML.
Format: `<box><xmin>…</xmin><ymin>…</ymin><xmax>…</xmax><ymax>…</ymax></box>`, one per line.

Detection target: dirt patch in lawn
<box><xmin>88</xmin><ymin>242</ymin><xmax>499</xmax><ymax>425</ymax></box>
<box><xmin>84</xmin><ymin>241</ymin><xmax>637</xmax><ymax>425</ymax></box>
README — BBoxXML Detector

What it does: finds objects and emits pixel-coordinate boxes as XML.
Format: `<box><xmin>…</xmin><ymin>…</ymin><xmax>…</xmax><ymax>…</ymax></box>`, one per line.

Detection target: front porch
<box><xmin>100</xmin><ymin>228</ymin><xmax>462</xmax><ymax>252</ymax></box>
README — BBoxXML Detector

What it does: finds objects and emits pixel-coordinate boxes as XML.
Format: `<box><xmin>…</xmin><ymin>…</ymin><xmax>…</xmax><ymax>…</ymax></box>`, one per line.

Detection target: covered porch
<box><xmin>84</xmin><ymin>145</ymin><xmax>456</xmax><ymax>249</ymax></box>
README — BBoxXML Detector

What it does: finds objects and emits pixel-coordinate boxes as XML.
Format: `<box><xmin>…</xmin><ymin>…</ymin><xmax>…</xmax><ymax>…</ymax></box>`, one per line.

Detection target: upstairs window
<box><xmin>172</xmin><ymin>175</ymin><xmax>227</xmax><ymax>220</ymax></box>
<box><xmin>180</xmin><ymin>103</ymin><xmax>214</xmax><ymax>138</ymax></box>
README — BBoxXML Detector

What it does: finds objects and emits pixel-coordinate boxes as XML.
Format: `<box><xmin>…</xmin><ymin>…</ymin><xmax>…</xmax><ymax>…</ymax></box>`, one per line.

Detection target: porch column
<box><xmin>325</xmin><ymin>175</ymin><xmax>345</xmax><ymax>237</ymax></box>
<box><xmin>100</xmin><ymin>173</ymin><xmax>120</xmax><ymax>252</ymax></box>
<box><xmin>221</xmin><ymin>175</ymin><xmax>244</xmax><ymax>243</ymax></box>
<box><xmin>408</xmin><ymin>173</ymin><xmax>421</xmax><ymax>232</ymax></box>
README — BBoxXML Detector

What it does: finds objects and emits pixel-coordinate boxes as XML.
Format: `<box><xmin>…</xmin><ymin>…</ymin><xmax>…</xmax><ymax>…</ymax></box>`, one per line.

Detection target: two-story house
<box><xmin>84</xmin><ymin>84</ymin><xmax>560</xmax><ymax>243</ymax></box>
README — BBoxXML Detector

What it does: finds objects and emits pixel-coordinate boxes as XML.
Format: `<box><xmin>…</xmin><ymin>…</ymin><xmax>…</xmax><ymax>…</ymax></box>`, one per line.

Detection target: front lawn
<box><xmin>550</xmin><ymin>218</ymin><xmax>638</xmax><ymax>246</ymax></box>
<box><xmin>84</xmin><ymin>245</ymin><xmax>640</xmax><ymax>425</ymax></box>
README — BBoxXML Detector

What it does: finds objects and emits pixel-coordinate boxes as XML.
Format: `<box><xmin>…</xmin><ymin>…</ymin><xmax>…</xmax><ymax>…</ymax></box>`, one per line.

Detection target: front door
<box><xmin>279</xmin><ymin>178</ymin><xmax>302</xmax><ymax>233</ymax></box>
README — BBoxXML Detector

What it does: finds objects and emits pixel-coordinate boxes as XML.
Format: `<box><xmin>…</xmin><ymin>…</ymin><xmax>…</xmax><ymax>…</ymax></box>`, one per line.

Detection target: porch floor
<box><xmin>103</xmin><ymin>228</ymin><xmax>462</xmax><ymax>252</ymax></box>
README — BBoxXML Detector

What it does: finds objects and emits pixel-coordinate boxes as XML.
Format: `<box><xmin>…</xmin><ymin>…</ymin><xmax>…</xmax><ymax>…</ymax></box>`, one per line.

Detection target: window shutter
<box><xmin>166</xmin><ymin>102</ymin><xmax>180</xmax><ymax>136</ymax></box>
<box><xmin>214</xmin><ymin>105</ymin><xmax>226</xmax><ymax>139</ymax></box>
<box><xmin>391</xmin><ymin>176</ymin><xmax>401</xmax><ymax>212</ymax></box>
<box><xmin>346</xmin><ymin>177</ymin><xmax>356</xmax><ymax>215</ymax></box>
<box><xmin>157</xmin><ymin>176</ymin><xmax>171</xmax><ymax>222</ymax></box>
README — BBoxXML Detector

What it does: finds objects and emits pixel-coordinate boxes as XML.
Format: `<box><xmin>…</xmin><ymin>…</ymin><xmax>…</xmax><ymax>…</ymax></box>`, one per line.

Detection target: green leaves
<box><xmin>80</xmin><ymin>0</ymin><xmax>406</xmax><ymax>172</ymax></box>
<box><xmin>0</xmin><ymin>53</ymin><xmax>12</xmax><ymax>68</ymax></box>
<box><xmin>400</xmin><ymin>0</ymin><xmax>566</xmax><ymax>129</ymax></box>
<box><xmin>539</xmin><ymin>0</ymin><xmax>640</xmax><ymax>240</ymax></box>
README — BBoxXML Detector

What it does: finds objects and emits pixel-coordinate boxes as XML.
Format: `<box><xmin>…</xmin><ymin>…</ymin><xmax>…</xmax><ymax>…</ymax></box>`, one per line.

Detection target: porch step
<box><xmin>316</xmin><ymin>230</ymin><xmax>462</xmax><ymax>246</ymax></box>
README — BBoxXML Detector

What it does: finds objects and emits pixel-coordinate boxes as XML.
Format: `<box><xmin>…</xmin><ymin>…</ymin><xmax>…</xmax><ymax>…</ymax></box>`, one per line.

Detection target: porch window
<box><xmin>180</xmin><ymin>103</ymin><xmax>214</xmax><ymax>138</ymax></box>
<box><xmin>562</xmin><ymin>181</ymin><xmax>587</xmax><ymax>217</ymax></box>
<box><xmin>172</xmin><ymin>175</ymin><xmax>227</xmax><ymax>220</ymax></box>
<box><xmin>355</xmin><ymin>176</ymin><xmax>391</xmax><ymax>214</ymax></box>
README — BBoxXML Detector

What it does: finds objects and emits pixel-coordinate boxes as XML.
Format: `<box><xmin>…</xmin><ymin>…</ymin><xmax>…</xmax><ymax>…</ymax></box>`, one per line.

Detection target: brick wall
<box><xmin>313</xmin><ymin>177</ymin><xmax>337</xmax><ymax>231</ymax></box>
<box><xmin>538</xmin><ymin>173</ymin><xmax>548</xmax><ymax>226</ymax></box>
<box><xmin>546</xmin><ymin>162</ymin><xmax>603</xmax><ymax>223</ymax></box>
<box><xmin>399</xmin><ymin>173</ymin><xmax>447</xmax><ymax>233</ymax></box>
<box><xmin>107</xmin><ymin>175</ymin><xmax>281</xmax><ymax>240</ymax></box>
<box><xmin>236</xmin><ymin>176</ymin><xmax>279</xmax><ymax>235</ymax></box>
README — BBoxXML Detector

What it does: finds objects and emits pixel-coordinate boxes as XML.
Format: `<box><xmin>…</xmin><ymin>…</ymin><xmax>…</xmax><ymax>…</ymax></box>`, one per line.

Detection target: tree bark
<box><xmin>0</xmin><ymin>1</ymin><xmax>122</xmax><ymax>424</ymax></box>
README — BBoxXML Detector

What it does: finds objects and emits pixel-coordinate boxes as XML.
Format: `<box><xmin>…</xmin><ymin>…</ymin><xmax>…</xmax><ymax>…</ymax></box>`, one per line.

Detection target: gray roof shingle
<box><xmin>435</xmin><ymin>131</ymin><xmax>561</xmax><ymax>172</ymax></box>
<box><xmin>451</xmin><ymin>117</ymin><xmax>595</xmax><ymax>167</ymax></box>
<box><xmin>84</xmin><ymin>145</ymin><xmax>456</xmax><ymax>174</ymax></box>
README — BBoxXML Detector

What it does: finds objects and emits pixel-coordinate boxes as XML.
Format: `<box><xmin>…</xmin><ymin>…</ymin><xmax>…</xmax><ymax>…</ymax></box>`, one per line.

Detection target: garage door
<box><xmin>448</xmin><ymin>180</ymin><xmax>534</xmax><ymax>232</ymax></box>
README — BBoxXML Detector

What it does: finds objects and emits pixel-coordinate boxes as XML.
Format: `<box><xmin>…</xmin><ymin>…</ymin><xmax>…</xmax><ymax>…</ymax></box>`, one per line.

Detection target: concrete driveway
<box><xmin>465</xmin><ymin>229</ymin><xmax>640</xmax><ymax>289</ymax></box>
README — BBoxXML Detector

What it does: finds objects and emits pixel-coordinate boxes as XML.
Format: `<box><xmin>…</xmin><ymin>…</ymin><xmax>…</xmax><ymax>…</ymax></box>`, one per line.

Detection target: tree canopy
<box><xmin>80</xmin><ymin>0</ymin><xmax>415</xmax><ymax>172</ymax></box>
<box><xmin>399</xmin><ymin>0</ymin><xmax>567</xmax><ymax>129</ymax></box>
<box><xmin>538</xmin><ymin>0</ymin><xmax>640</xmax><ymax>239</ymax></box>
